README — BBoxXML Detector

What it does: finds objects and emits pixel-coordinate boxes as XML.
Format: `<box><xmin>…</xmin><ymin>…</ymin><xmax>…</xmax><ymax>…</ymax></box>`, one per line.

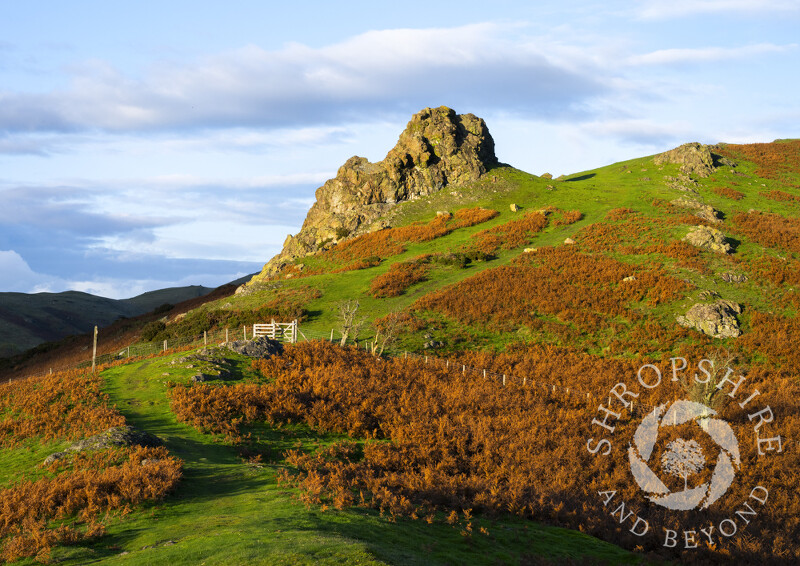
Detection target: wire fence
<box><xmin>4</xmin><ymin>322</ymin><xmax>653</xmax><ymax>417</ymax></box>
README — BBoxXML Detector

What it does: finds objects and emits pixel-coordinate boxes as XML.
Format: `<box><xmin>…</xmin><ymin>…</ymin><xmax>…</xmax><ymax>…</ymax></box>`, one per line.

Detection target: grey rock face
<box><xmin>227</xmin><ymin>336</ymin><xmax>284</xmax><ymax>358</ymax></box>
<box><xmin>247</xmin><ymin>106</ymin><xmax>498</xmax><ymax>282</ymax></box>
<box><xmin>676</xmin><ymin>300</ymin><xmax>742</xmax><ymax>338</ymax></box>
<box><xmin>44</xmin><ymin>425</ymin><xmax>163</xmax><ymax>465</ymax></box>
<box><xmin>654</xmin><ymin>143</ymin><xmax>716</xmax><ymax>178</ymax></box>
<box><xmin>671</xmin><ymin>196</ymin><xmax>722</xmax><ymax>224</ymax></box>
<box><xmin>683</xmin><ymin>226</ymin><xmax>733</xmax><ymax>254</ymax></box>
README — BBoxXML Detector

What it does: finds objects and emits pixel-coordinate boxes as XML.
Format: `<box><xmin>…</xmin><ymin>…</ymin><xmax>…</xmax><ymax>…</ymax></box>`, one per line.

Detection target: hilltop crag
<box><xmin>248</xmin><ymin>106</ymin><xmax>498</xmax><ymax>284</ymax></box>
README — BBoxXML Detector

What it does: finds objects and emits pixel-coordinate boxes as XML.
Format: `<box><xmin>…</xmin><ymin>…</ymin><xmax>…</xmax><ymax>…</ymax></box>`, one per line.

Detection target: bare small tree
<box><xmin>680</xmin><ymin>348</ymin><xmax>740</xmax><ymax>409</ymax></box>
<box><xmin>337</xmin><ymin>299</ymin><xmax>366</xmax><ymax>346</ymax></box>
<box><xmin>661</xmin><ymin>438</ymin><xmax>706</xmax><ymax>491</ymax></box>
<box><xmin>372</xmin><ymin>311</ymin><xmax>405</xmax><ymax>356</ymax></box>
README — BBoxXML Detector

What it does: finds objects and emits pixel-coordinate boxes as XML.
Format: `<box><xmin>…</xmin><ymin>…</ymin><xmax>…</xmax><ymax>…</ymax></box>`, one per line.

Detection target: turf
<box><xmin>0</xmin><ymin>352</ymin><xmax>640</xmax><ymax>566</ymax></box>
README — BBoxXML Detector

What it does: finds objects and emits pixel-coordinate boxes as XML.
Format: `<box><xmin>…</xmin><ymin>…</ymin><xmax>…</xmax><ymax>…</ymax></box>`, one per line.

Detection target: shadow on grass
<box><xmin>563</xmin><ymin>174</ymin><xmax>596</xmax><ymax>182</ymax></box>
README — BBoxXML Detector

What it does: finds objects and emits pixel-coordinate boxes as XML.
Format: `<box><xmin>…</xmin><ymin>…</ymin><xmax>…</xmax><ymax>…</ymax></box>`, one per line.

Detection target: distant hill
<box><xmin>0</xmin><ymin>285</ymin><xmax>216</xmax><ymax>357</ymax></box>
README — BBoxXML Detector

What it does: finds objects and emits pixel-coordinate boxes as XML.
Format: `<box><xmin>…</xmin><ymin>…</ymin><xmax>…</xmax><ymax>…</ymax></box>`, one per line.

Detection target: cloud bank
<box><xmin>0</xmin><ymin>24</ymin><xmax>607</xmax><ymax>134</ymax></box>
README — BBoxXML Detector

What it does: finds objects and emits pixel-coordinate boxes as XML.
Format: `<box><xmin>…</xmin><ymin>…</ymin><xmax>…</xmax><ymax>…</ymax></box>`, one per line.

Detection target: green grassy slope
<box><xmin>2</xmin><ymin>140</ymin><xmax>799</xmax><ymax>564</ymax></box>
<box><xmin>229</xmin><ymin>144</ymin><xmax>800</xmax><ymax>353</ymax></box>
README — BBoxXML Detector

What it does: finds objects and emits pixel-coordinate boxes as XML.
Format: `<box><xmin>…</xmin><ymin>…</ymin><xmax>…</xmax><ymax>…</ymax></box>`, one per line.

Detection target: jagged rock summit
<box><xmin>654</xmin><ymin>142</ymin><xmax>717</xmax><ymax>177</ymax></box>
<box><xmin>247</xmin><ymin>106</ymin><xmax>498</xmax><ymax>283</ymax></box>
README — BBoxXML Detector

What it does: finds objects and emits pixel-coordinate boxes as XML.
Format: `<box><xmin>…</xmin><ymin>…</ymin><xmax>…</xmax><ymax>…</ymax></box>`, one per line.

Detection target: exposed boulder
<box><xmin>510</xmin><ymin>203</ymin><xmax>520</xmax><ymax>212</ymax></box>
<box><xmin>665</xmin><ymin>174</ymin><xmax>699</xmax><ymax>194</ymax></box>
<box><xmin>676</xmin><ymin>300</ymin><xmax>742</xmax><ymax>338</ymax></box>
<box><xmin>191</xmin><ymin>373</ymin><xmax>213</xmax><ymax>383</ymax></box>
<box><xmin>720</xmin><ymin>272</ymin><xmax>748</xmax><ymax>284</ymax></box>
<box><xmin>670</xmin><ymin>196</ymin><xmax>722</xmax><ymax>224</ymax></box>
<box><xmin>683</xmin><ymin>226</ymin><xmax>733</xmax><ymax>254</ymax></box>
<box><xmin>654</xmin><ymin>143</ymin><xmax>716</xmax><ymax>178</ymax></box>
<box><xmin>247</xmin><ymin>106</ymin><xmax>498</xmax><ymax>282</ymax></box>
<box><xmin>44</xmin><ymin>426</ymin><xmax>163</xmax><ymax>465</ymax></box>
<box><xmin>227</xmin><ymin>336</ymin><xmax>284</xmax><ymax>358</ymax></box>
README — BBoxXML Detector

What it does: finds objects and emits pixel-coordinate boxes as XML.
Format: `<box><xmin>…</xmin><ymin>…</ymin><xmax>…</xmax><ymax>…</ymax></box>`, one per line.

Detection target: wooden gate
<box><xmin>252</xmin><ymin>319</ymin><xmax>298</xmax><ymax>343</ymax></box>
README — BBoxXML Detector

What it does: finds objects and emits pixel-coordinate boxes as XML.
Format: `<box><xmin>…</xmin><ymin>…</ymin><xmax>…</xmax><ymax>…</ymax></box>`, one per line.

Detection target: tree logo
<box><xmin>628</xmin><ymin>400</ymin><xmax>741</xmax><ymax>511</ymax></box>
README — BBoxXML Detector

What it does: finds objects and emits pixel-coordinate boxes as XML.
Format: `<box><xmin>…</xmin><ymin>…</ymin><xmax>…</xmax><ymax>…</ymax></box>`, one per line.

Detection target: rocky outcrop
<box><xmin>44</xmin><ymin>426</ymin><xmax>163</xmax><ymax>465</ymax></box>
<box><xmin>654</xmin><ymin>143</ymin><xmax>717</xmax><ymax>178</ymax></box>
<box><xmin>249</xmin><ymin>106</ymin><xmax>498</xmax><ymax>282</ymax></box>
<box><xmin>671</xmin><ymin>196</ymin><xmax>722</xmax><ymax>224</ymax></box>
<box><xmin>227</xmin><ymin>336</ymin><xmax>284</xmax><ymax>358</ymax></box>
<box><xmin>683</xmin><ymin>226</ymin><xmax>733</xmax><ymax>254</ymax></box>
<box><xmin>677</xmin><ymin>300</ymin><xmax>742</xmax><ymax>338</ymax></box>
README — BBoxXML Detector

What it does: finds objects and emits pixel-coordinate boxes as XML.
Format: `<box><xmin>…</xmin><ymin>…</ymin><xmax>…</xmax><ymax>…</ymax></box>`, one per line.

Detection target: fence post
<box><xmin>127</xmin><ymin>346</ymin><xmax>130</xmax><ymax>358</ymax></box>
<box><xmin>293</xmin><ymin>319</ymin><xmax>298</xmax><ymax>344</ymax></box>
<box><xmin>330</xmin><ymin>329</ymin><xmax>334</xmax><ymax>342</ymax></box>
<box><xmin>163</xmin><ymin>339</ymin><xmax>168</xmax><ymax>352</ymax></box>
<box><xmin>483</xmin><ymin>369</ymin><xmax>486</xmax><ymax>379</ymax></box>
<box><xmin>243</xmin><ymin>325</ymin><xmax>247</xmax><ymax>340</ymax></box>
<box><xmin>91</xmin><ymin>326</ymin><xmax>98</xmax><ymax>374</ymax></box>
<box><xmin>226</xmin><ymin>328</ymin><xmax>229</xmax><ymax>343</ymax></box>
<box><xmin>204</xmin><ymin>331</ymin><xmax>207</xmax><ymax>345</ymax></box>
<box><xmin>503</xmin><ymin>374</ymin><xmax>506</xmax><ymax>386</ymax></box>
<box><xmin>523</xmin><ymin>377</ymin><xmax>527</xmax><ymax>386</ymax></box>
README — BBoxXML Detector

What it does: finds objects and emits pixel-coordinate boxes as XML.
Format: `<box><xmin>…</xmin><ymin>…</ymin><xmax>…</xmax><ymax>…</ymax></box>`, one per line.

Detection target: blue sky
<box><xmin>1</xmin><ymin>0</ymin><xmax>798</xmax><ymax>298</ymax></box>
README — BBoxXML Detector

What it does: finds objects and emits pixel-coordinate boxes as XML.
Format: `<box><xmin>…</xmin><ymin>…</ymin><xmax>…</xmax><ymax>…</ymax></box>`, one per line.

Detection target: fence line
<box><xmin>318</xmin><ymin>328</ymin><xmax>654</xmax><ymax>416</ymax></box>
<box><xmin>4</xmin><ymin>322</ymin><xmax>653</xmax><ymax>417</ymax></box>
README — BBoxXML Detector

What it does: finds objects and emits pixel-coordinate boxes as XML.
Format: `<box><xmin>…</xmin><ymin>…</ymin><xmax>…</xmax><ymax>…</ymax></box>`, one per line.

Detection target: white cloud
<box><xmin>0</xmin><ymin>23</ymin><xmax>608</xmax><ymax>134</ymax></box>
<box><xmin>637</xmin><ymin>0</ymin><xmax>800</xmax><ymax>19</ymax></box>
<box><xmin>0</xmin><ymin>250</ymin><xmax>43</xmax><ymax>292</ymax></box>
<box><xmin>582</xmin><ymin>118</ymin><xmax>699</xmax><ymax>146</ymax></box>
<box><xmin>627</xmin><ymin>43</ymin><xmax>797</xmax><ymax>66</ymax></box>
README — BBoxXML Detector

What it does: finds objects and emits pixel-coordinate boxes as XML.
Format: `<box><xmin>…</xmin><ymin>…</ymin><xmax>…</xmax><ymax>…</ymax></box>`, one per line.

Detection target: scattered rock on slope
<box><xmin>227</xmin><ymin>336</ymin><xmax>284</xmax><ymax>358</ymax></box>
<box><xmin>676</xmin><ymin>300</ymin><xmax>742</xmax><ymax>338</ymax></box>
<box><xmin>654</xmin><ymin>142</ymin><xmax>717</xmax><ymax>178</ymax></box>
<box><xmin>247</xmin><ymin>106</ymin><xmax>498</xmax><ymax>282</ymax></box>
<box><xmin>671</xmin><ymin>196</ymin><xmax>722</xmax><ymax>224</ymax></box>
<box><xmin>683</xmin><ymin>225</ymin><xmax>733</xmax><ymax>254</ymax></box>
<box><xmin>44</xmin><ymin>425</ymin><xmax>163</xmax><ymax>465</ymax></box>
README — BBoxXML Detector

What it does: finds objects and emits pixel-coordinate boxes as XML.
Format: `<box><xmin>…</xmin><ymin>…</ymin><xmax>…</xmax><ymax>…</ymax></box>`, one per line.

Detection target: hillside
<box><xmin>0</xmin><ymin>286</ymin><xmax>217</xmax><ymax>358</ymax></box>
<box><xmin>0</xmin><ymin>108</ymin><xmax>798</xmax><ymax>565</ymax></box>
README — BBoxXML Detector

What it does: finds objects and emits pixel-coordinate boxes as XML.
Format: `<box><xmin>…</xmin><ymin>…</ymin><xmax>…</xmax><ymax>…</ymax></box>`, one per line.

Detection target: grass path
<box><xmin>40</xmin><ymin>353</ymin><xmax>643</xmax><ymax>565</ymax></box>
